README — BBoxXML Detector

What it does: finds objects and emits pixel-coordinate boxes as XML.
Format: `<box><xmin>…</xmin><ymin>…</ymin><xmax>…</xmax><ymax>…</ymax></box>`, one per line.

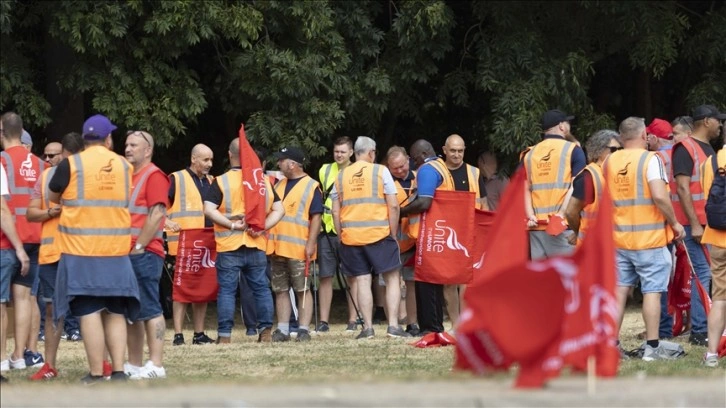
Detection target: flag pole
<box><xmin>587</xmin><ymin>355</ymin><xmax>596</xmax><ymax>395</ymax></box>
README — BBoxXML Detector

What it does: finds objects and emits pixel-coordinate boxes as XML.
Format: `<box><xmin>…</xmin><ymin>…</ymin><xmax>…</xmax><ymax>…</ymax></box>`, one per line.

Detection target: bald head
<box><xmin>190</xmin><ymin>143</ymin><xmax>213</xmax><ymax>177</ymax></box>
<box><xmin>228</xmin><ymin>138</ymin><xmax>240</xmax><ymax>166</ymax></box>
<box><xmin>43</xmin><ymin>142</ymin><xmax>63</xmax><ymax>166</ymax></box>
<box><xmin>443</xmin><ymin>134</ymin><xmax>466</xmax><ymax>169</ymax></box>
<box><xmin>410</xmin><ymin>139</ymin><xmax>435</xmax><ymax>169</ymax></box>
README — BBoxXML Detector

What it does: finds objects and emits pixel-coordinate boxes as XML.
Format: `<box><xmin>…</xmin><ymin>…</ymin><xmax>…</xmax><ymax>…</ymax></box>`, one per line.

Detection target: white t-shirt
<box><xmin>0</xmin><ymin>165</ymin><xmax>8</xmax><ymax>196</ymax></box>
<box><xmin>329</xmin><ymin>164</ymin><xmax>397</xmax><ymax>200</ymax></box>
<box><xmin>646</xmin><ymin>155</ymin><xmax>667</xmax><ymax>183</ymax></box>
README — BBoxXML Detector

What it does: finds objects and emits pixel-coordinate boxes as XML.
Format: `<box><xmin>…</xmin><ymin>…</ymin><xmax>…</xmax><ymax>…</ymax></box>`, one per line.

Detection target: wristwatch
<box><xmin>134</xmin><ymin>243</ymin><xmax>145</xmax><ymax>251</ymax></box>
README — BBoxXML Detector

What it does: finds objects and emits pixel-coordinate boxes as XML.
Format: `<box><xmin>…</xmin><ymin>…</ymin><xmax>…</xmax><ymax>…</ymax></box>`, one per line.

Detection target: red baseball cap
<box><xmin>646</xmin><ymin>118</ymin><xmax>673</xmax><ymax>140</ymax></box>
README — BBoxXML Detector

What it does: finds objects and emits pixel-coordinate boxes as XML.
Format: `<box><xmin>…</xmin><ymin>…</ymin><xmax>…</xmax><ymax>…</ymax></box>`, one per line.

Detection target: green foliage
<box><xmin>0</xmin><ymin>1</ymin><xmax>723</xmax><ymax>161</ymax></box>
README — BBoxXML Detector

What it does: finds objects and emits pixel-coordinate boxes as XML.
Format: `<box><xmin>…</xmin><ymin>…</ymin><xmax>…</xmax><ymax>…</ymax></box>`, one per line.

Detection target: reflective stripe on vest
<box><xmin>270</xmin><ymin>176</ymin><xmax>318</xmax><ymax>259</ymax></box>
<box><xmin>577</xmin><ymin>163</ymin><xmax>603</xmax><ymax>243</ymax></box>
<box><xmin>669</xmin><ymin>137</ymin><xmax>708</xmax><ymax>225</ymax></box>
<box><xmin>524</xmin><ymin>139</ymin><xmax>575</xmax><ymax>228</ymax></box>
<box><xmin>336</xmin><ymin>162</ymin><xmax>390</xmax><ymax>245</ymax></box>
<box><xmin>39</xmin><ymin>166</ymin><xmax>60</xmax><ymax>264</ymax></box>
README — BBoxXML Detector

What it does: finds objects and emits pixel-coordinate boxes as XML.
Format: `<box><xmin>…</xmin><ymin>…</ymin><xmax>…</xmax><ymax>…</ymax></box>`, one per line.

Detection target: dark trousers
<box><xmin>415</xmin><ymin>281</ymin><xmax>445</xmax><ymax>333</ymax></box>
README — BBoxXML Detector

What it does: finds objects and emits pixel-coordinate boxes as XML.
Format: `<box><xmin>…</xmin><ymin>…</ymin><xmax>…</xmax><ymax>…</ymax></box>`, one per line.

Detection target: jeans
<box><xmin>683</xmin><ymin>225</ymin><xmax>712</xmax><ymax>334</ymax></box>
<box><xmin>216</xmin><ymin>247</ymin><xmax>273</xmax><ymax>337</ymax></box>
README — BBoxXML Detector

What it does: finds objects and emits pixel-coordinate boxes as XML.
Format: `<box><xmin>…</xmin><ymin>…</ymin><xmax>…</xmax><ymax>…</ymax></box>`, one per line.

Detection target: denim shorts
<box><xmin>70</xmin><ymin>295</ymin><xmax>129</xmax><ymax>317</ymax></box>
<box><xmin>340</xmin><ymin>236</ymin><xmax>401</xmax><ymax>276</ymax></box>
<box><xmin>39</xmin><ymin>262</ymin><xmax>59</xmax><ymax>302</ymax></box>
<box><xmin>129</xmin><ymin>251</ymin><xmax>164</xmax><ymax>321</ymax></box>
<box><xmin>616</xmin><ymin>246</ymin><xmax>671</xmax><ymax>293</ymax></box>
<box><xmin>270</xmin><ymin>256</ymin><xmax>308</xmax><ymax>292</ymax></box>
<box><xmin>13</xmin><ymin>243</ymin><xmax>39</xmax><ymax>291</ymax></box>
<box><xmin>0</xmin><ymin>249</ymin><xmax>18</xmax><ymax>303</ymax></box>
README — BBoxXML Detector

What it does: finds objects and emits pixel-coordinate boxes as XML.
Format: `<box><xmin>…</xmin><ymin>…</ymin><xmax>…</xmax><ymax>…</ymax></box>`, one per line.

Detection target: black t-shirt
<box><xmin>48</xmin><ymin>158</ymin><xmax>71</xmax><ymax>193</ymax></box>
<box><xmin>571</xmin><ymin>170</ymin><xmax>595</xmax><ymax>205</ymax></box>
<box><xmin>449</xmin><ymin>164</ymin><xmax>487</xmax><ymax>197</ymax></box>
<box><xmin>672</xmin><ymin>139</ymin><xmax>716</xmax><ymax>178</ymax></box>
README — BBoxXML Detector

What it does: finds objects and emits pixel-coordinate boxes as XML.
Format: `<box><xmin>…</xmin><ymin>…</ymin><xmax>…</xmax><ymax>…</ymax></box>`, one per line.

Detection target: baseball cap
<box><xmin>82</xmin><ymin>114</ymin><xmax>117</xmax><ymax>139</ymax></box>
<box><xmin>692</xmin><ymin>105</ymin><xmax>726</xmax><ymax>121</ymax></box>
<box><xmin>646</xmin><ymin>118</ymin><xmax>673</xmax><ymax>140</ymax></box>
<box><xmin>273</xmin><ymin>146</ymin><xmax>306</xmax><ymax>164</ymax></box>
<box><xmin>20</xmin><ymin>130</ymin><xmax>33</xmax><ymax>146</ymax></box>
<box><xmin>541</xmin><ymin>109</ymin><xmax>575</xmax><ymax>131</ymax></box>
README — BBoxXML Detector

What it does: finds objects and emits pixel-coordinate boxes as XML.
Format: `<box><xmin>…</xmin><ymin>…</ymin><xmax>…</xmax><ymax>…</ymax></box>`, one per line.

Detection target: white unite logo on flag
<box><xmin>192</xmin><ymin>239</ymin><xmax>215</xmax><ymax>268</ymax></box>
<box><xmin>426</xmin><ymin>219</ymin><xmax>470</xmax><ymax>256</ymax></box>
<box><xmin>242</xmin><ymin>168</ymin><xmax>267</xmax><ymax>196</ymax></box>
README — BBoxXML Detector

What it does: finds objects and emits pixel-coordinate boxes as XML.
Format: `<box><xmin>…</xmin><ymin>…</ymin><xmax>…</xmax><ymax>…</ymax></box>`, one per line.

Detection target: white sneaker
<box><xmin>123</xmin><ymin>362</ymin><xmax>141</xmax><ymax>377</ymax></box>
<box><xmin>130</xmin><ymin>361</ymin><xmax>166</xmax><ymax>380</ymax></box>
<box><xmin>642</xmin><ymin>344</ymin><xmax>678</xmax><ymax>361</ymax></box>
<box><xmin>9</xmin><ymin>355</ymin><xmax>26</xmax><ymax>369</ymax></box>
<box><xmin>0</xmin><ymin>359</ymin><xmax>9</xmax><ymax>372</ymax></box>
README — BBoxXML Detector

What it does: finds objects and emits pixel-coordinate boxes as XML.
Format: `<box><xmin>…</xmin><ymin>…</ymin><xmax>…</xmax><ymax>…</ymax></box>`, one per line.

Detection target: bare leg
<box><xmin>192</xmin><ymin>303</ymin><xmax>207</xmax><ymax>333</ymax></box>
<box><xmin>79</xmin><ymin>312</ymin><xmax>105</xmax><ymax>376</ymax></box>
<box><xmin>11</xmin><ymin>284</ymin><xmax>31</xmax><ymax>361</ymax></box>
<box><xmin>145</xmin><ymin>316</ymin><xmax>165</xmax><ymax>367</ymax></box>
<box><xmin>642</xmin><ymin>293</ymin><xmax>661</xmax><ymax>341</ymax></box>
<box><xmin>354</xmin><ymin>275</ymin><xmax>373</xmax><ymax>330</ymax></box>
<box><xmin>43</xmin><ymin>303</ymin><xmax>63</xmax><ymax>367</ymax></box>
<box><xmin>126</xmin><ymin>321</ymin><xmax>145</xmax><ymax>367</ymax></box>
<box><xmin>406</xmin><ymin>282</ymin><xmax>417</xmax><ymax>325</ymax></box>
<box><xmin>172</xmin><ymin>301</ymin><xmax>187</xmax><ymax>334</ymax></box>
<box><xmin>27</xmin><ymin>295</ymin><xmax>40</xmax><ymax>353</ymax></box>
<box><xmin>346</xmin><ymin>275</ymin><xmax>359</xmax><ymax>323</ymax></box>
<box><xmin>103</xmin><ymin>312</ymin><xmax>127</xmax><ymax>373</ymax></box>
<box><xmin>707</xmin><ymin>300</ymin><xmax>726</xmax><ymax>355</ymax></box>
<box><xmin>275</xmin><ymin>291</ymin><xmax>292</xmax><ymax>328</ymax></box>
<box><xmin>443</xmin><ymin>284</ymin><xmax>460</xmax><ymax>329</ymax></box>
<box><xmin>318</xmin><ymin>276</ymin><xmax>333</xmax><ymax>323</ymax></box>
<box><xmin>1</xmin><ymin>303</ymin><xmax>8</xmax><ymax>362</ymax></box>
<box><xmin>382</xmin><ymin>270</ymin><xmax>401</xmax><ymax>327</ymax></box>
<box><xmin>297</xmin><ymin>290</ymin><xmax>313</xmax><ymax>328</ymax></box>
<box><xmin>615</xmin><ymin>286</ymin><xmax>631</xmax><ymax>335</ymax></box>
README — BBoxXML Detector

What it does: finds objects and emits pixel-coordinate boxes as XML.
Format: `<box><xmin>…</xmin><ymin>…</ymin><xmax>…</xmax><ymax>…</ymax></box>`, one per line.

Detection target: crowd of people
<box><xmin>0</xmin><ymin>103</ymin><xmax>723</xmax><ymax>385</ymax></box>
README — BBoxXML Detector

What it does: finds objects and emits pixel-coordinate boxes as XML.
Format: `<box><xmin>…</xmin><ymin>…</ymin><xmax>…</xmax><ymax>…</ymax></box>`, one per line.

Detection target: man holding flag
<box><xmin>203</xmin><ymin>134</ymin><xmax>284</xmax><ymax>343</ymax></box>
<box><xmin>606</xmin><ymin>117</ymin><xmax>685</xmax><ymax>361</ymax></box>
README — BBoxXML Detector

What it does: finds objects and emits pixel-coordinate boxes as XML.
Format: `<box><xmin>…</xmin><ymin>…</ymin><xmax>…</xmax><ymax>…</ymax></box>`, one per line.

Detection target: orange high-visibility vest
<box><xmin>269</xmin><ymin>175</ymin><xmax>320</xmax><ymax>260</ymax></box>
<box><xmin>524</xmin><ymin>138</ymin><xmax>577</xmax><ymax>230</ymax></box>
<box><xmin>576</xmin><ymin>163</ymin><xmax>603</xmax><ymax>245</ymax></box>
<box><xmin>701</xmin><ymin>149</ymin><xmax>726</xmax><ymax>247</ymax></box>
<box><xmin>606</xmin><ymin>149</ymin><xmax>668</xmax><ymax>250</ymax></box>
<box><xmin>213</xmin><ymin>169</ymin><xmax>274</xmax><ymax>253</ymax></box>
<box><xmin>336</xmin><ymin>161</ymin><xmax>390</xmax><ymax>246</ymax></box>
<box><xmin>0</xmin><ymin>146</ymin><xmax>45</xmax><ymax>248</ymax></box>
<box><xmin>408</xmin><ymin>158</ymin><xmax>455</xmax><ymax>240</ymax></box>
<box><xmin>670</xmin><ymin>137</ymin><xmax>708</xmax><ymax>225</ymax></box>
<box><xmin>38</xmin><ymin>166</ymin><xmax>61</xmax><ymax>265</ymax></box>
<box><xmin>166</xmin><ymin>170</ymin><xmax>212</xmax><ymax>256</ymax></box>
<box><xmin>57</xmin><ymin>146</ymin><xmax>132</xmax><ymax>256</ymax></box>
<box><xmin>130</xmin><ymin>163</ymin><xmax>167</xmax><ymax>256</ymax></box>
<box><xmin>394</xmin><ymin>170</ymin><xmax>417</xmax><ymax>252</ymax></box>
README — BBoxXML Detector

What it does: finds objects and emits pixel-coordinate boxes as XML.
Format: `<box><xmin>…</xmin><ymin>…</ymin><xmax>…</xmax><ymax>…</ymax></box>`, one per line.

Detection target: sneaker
<box><xmin>689</xmin><ymin>332</ymin><xmax>708</xmax><ymax>347</ymax></box>
<box><xmin>29</xmin><ymin>362</ymin><xmax>58</xmax><ymax>381</ymax></box>
<box><xmin>67</xmin><ymin>330</ymin><xmax>82</xmax><ymax>342</ymax></box>
<box><xmin>61</xmin><ymin>332</ymin><xmax>68</xmax><ymax>340</ymax></box>
<box><xmin>23</xmin><ymin>350</ymin><xmax>44</xmax><ymax>368</ymax></box>
<box><xmin>618</xmin><ymin>345</ymin><xmax>631</xmax><ymax>360</ymax></box>
<box><xmin>109</xmin><ymin>372</ymin><xmax>127</xmax><ymax>381</ymax></box>
<box><xmin>271</xmin><ymin>329</ymin><xmax>291</xmax><ymax>342</ymax></box>
<box><xmin>703</xmin><ymin>353</ymin><xmax>719</xmax><ymax>368</ymax></box>
<box><xmin>316</xmin><ymin>322</ymin><xmax>330</xmax><ymax>333</ymax></box>
<box><xmin>102</xmin><ymin>360</ymin><xmax>112</xmax><ymax>379</ymax></box>
<box><xmin>80</xmin><ymin>373</ymin><xmax>105</xmax><ymax>385</ymax></box>
<box><xmin>9</xmin><ymin>355</ymin><xmax>26</xmax><ymax>370</ymax></box>
<box><xmin>406</xmin><ymin>324</ymin><xmax>421</xmax><ymax>337</ymax></box>
<box><xmin>123</xmin><ymin>362</ymin><xmax>141</xmax><ymax>377</ymax></box>
<box><xmin>355</xmin><ymin>328</ymin><xmax>375</xmax><ymax>339</ymax></box>
<box><xmin>38</xmin><ymin>332</ymin><xmax>45</xmax><ymax>342</ymax></box>
<box><xmin>0</xmin><ymin>359</ymin><xmax>9</xmax><ymax>372</ymax></box>
<box><xmin>246</xmin><ymin>328</ymin><xmax>257</xmax><ymax>336</ymax></box>
<box><xmin>258</xmin><ymin>327</ymin><xmax>272</xmax><ymax>343</ymax></box>
<box><xmin>345</xmin><ymin>321</ymin><xmax>358</xmax><ymax>332</ymax></box>
<box><xmin>192</xmin><ymin>332</ymin><xmax>214</xmax><ymax>345</ymax></box>
<box><xmin>642</xmin><ymin>344</ymin><xmax>678</xmax><ymax>361</ymax></box>
<box><xmin>387</xmin><ymin>325</ymin><xmax>413</xmax><ymax>338</ymax></box>
<box><xmin>296</xmin><ymin>329</ymin><xmax>312</xmax><ymax>342</ymax></box>
<box><xmin>173</xmin><ymin>333</ymin><xmax>185</xmax><ymax>346</ymax></box>
<box><xmin>130</xmin><ymin>361</ymin><xmax>166</xmax><ymax>380</ymax></box>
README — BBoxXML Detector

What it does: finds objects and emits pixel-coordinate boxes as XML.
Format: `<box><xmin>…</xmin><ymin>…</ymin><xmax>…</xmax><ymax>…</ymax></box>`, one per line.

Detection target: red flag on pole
<box><xmin>668</xmin><ymin>244</ymin><xmax>692</xmax><ymax>337</ymax></box>
<box><xmin>172</xmin><ymin>228</ymin><xmax>219</xmax><ymax>303</ymax></box>
<box><xmin>238</xmin><ymin>123</ymin><xmax>266</xmax><ymax>231</ymax></box>
<box><xmin>414</xmin><ymin>190</ymin><xmax>475</xmax><ymax>285</ymax></box>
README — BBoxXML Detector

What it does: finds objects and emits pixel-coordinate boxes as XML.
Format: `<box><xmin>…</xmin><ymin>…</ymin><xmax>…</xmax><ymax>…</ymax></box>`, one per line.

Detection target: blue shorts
<box><xmin>129</xmin><ymin>251</ymin><xmax>164</xmax><ymax>321</ymax></box>
<box><xmin>340</xmin><ymin>236</ymin><xmax>401</xmax><ymax>277</ymax></box>
<box><xmin>616</xmin><ymin>246</ymin><xmax>671</xmax><ymax>293</ymax></box>
<box><xmin>0</xmin><ymin>249</ymin><xmax>18</xmax><ymax>303</ymax></box>
<box><xmin>69</xmin><ymin>295</ymin><xmax>130</xmax><ymax>317</ymax></box>
<box><xmin>39</xmin><ymin>262</ymin><xmax>59</xmax><ymax>303</ymax></box>
<box><xmin>12</xmin><ymin>244</ymin><xmax>39</xmax><ymax>292</ymax></box>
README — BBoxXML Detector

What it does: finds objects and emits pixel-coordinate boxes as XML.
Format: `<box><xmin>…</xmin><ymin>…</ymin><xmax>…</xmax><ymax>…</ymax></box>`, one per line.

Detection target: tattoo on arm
<box><xmin>149</xmin><ymin>203</ymin><xmax>167</xmax><ymax>218</ymax></box>
<box><xmin>155</xmin><ymin>320</ymin><xmax>165</xmax><ymax>340</ymax></box>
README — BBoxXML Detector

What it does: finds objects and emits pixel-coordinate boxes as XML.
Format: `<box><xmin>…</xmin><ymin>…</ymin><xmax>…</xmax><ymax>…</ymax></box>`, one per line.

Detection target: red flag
<box><xmin>557</xmin><ymin>183</ymin><xmax>619</xmax><ymax>378</ymax></box>
<box><xmin>172</xmin><ymin>228</ymin><xmax>219</xmax><ymax>303</ymax></box>
<box><xmin>455</xmin><ymin>170</ymin><xmax>566</xmax><ymax>380</ymax></box>
<box><xmin>472</xmin><ymin>209</ymin><xmax>495</xmax><ymax>271</ymax></box>
<box><xmin>668</xmin><ymin>244</ymin><xmax>691</xmax><ymax>336</ymax></box>
<box><xmin>414</xmin><ymin>190</ymin><xmax>475</xmax><ymax>285</ymax></box>
<box><xmin>238</xmin><ymin>124</ymin><xmax>266</xmax><ymax>231</ymax></box>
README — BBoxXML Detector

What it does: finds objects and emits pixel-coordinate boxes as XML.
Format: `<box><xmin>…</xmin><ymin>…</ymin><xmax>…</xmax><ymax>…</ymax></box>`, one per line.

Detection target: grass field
<box><xmin>1</xmin><ymin>301</ymin><xmax>722</xmax><ymax>386</ymax></box>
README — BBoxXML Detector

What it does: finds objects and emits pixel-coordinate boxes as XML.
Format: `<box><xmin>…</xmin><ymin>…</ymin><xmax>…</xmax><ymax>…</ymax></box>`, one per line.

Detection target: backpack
<box><xmin>705</xmin><ymin>155</ymin><xmax>726</xmax><ymax>230</ymax></box>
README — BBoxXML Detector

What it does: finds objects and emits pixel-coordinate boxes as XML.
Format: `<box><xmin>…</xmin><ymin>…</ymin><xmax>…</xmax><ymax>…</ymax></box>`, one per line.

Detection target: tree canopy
<box><xmin>1</xmin><ymin>0</ymin><xmax>724</xmax><ymax>172</ymax></box>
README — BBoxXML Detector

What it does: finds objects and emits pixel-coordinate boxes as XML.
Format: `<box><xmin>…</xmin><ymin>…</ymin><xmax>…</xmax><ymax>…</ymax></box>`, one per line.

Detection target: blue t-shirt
<box><xmin>415</xmin><ymin>158</ymin><xmax>444</xmax><ymax>198</ymax></box>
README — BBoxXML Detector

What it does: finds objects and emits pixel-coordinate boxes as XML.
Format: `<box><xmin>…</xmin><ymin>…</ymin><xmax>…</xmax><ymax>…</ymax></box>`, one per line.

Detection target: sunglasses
<box><xmin>608</xmin><ymin>146</ymin><xmax>624</xmax><ymax>153</ymax></box>
<box><xmin>43</xmin><ymin>153</ymin><xmax>59</xmax><ymax>160</ymax></box>
<box><xmin>673</xmin><ymin>116</ymin><xmax>693</xmax><ymax>132</ymax></box>
<box><xmin>126</xmin><ymin>130</ymin><xmax>151</xmax><ymax>146</ymax></box>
